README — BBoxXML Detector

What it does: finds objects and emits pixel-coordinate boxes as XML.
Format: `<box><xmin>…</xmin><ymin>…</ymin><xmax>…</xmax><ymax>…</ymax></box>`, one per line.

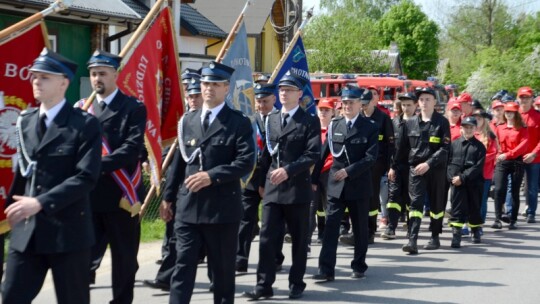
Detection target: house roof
<box><xmin>191</xmin><ymin>0</ymin><xmax>275</xmax><ymax>35</ymax></box>
<box><xmin>120</xmin><ymin>0</ymin><xmax>149</xmax><ymax>17</ymax></box>
<box><xmin>181</xmin><ymin>4</ymin><xmax>226</xmax><ymax>38</ymax></box>
<box><xmin>0</xmin><ymin>0</ymin><xmax>143</xmax><ymax>21</ymax></box>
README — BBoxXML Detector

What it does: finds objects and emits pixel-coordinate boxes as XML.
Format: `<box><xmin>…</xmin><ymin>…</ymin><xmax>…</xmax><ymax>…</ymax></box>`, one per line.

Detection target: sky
<box><xmin>303</xmin><ymin>0</ymin><xmax>540</xmax><ymax>21</ymax></box>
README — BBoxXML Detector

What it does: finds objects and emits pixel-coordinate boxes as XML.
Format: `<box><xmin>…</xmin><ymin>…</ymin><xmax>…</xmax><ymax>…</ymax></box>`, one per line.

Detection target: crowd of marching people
<box><xmin>2</xmin><ymin>47</ymin><xmax>538</xmax><ymax>304</ymax></box>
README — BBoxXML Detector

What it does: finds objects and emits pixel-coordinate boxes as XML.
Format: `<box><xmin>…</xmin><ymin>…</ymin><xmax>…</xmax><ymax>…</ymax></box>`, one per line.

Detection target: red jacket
<box><xmin>519</xmin><ymin>108</ymin><xmax>540</xmax><ymax>163</ymax></box>
<box><xmin>495</xmin><ymin>124</ymin><xmax>529</xmax><ymax>160</ymax></box>
<box><xmin>475</xmin><ymin>132</ymin><xmax>497</xmax><ymax>180</ymax></box>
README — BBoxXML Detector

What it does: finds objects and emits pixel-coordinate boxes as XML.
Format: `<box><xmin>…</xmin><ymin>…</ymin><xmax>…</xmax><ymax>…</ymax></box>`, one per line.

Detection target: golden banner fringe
<box><xmin>0</xmin><ymin>219</ymin><xmax>10</xmax><ymax>234</ymax></box>
<box><xmin>119</xmin><ymin>198</ymin><xmax>142</xmax><ymax>217</ymax></box>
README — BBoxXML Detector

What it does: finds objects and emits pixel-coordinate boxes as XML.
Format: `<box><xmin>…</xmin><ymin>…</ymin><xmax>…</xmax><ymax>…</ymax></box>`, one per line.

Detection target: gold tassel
<box><xmin>119</xmin><ymin>198</ymin><xmax>142</xmax><ymax>217</ymax></box>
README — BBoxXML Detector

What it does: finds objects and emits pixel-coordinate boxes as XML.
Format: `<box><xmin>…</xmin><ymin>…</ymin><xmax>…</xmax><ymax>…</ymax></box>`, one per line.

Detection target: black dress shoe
<box><xmin>351</xmin><ymin>271</ymin><xmax>365</xmax><ymax>279</ymax></box>
<box><xmin>501</xmin><ymin>214</ymin><xmax>511</xmax><ymax>223</ymax></box>
<box><xmin>236</xmin><ymin>263</ymin><xmax>248</xmax><ymax>273</ymax></box>
<box><xmin>289</xmin><ymin>289</ymin><xmax>304</xmax><ymax>299</ymax></box>
<box><xmin>242</xmin><ymin>289</ymin><xmax>273</xmax><ymax>300</ymax></box>
<box><xmin>143</xmin><ymin>279</ymin><xmax>170</xmax><ymax>291</ymax></box>
<box><xmin>311</xmin><ymin>273</ymin><xmax>335</xmax><ymax>282</ymax></box>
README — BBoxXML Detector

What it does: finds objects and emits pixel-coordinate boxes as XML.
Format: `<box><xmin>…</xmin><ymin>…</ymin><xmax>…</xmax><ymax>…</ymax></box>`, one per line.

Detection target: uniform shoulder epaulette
<box><xmin>230</xmin><ymin>107</ymin><xmax>246</xmax><ymax>118</ymax></box>
<box><xmin>331</xmin><ymin>116</ymin><xmax>344</xmax><ymax>121</ymax></box>
<box><xmin>20</xmin><ymin>107</ymin><xmax>38</xmax><ymax>116</ymax></box>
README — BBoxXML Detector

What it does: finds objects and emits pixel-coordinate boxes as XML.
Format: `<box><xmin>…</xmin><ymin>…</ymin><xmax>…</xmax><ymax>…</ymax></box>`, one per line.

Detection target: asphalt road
<box><xmin>30</xmin><ymin>199</ymin><xmax>540</xmax><ymax>303</ymax></box>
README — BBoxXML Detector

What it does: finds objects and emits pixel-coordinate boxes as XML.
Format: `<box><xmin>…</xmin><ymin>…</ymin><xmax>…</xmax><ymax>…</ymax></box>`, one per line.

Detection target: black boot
<box><xmin>402</xmin><ymin>217</ymin><xmax>420</xmax><ymax>254</ymax></box>
<box><xmin>424</xmin><ymin>234</ymin><xmax>440</xmax><ymax>250</ymax></box>
<box><xmin>471</xmin><ymin>227</ymin><xmax>481</xmax><ymax>244</ymax></box>
<box><xmin>451</xmin><ymin>227</ymin><xmax>461</xmax><ymax>248</ymax></box>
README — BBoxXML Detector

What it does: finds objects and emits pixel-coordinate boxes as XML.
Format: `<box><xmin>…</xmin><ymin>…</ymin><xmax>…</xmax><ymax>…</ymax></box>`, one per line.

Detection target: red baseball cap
<box><xmin>447</xmin><ymin>100</ymin><xmax>462</xmax><ymax>111</ymax></box>
<box><xmin>491</xmin><ymin>100</ymin><xmax>504</xmax><ymax>109</ymax></box>
<box><xmin>504</xmin><ymin>102</ymin><xmax>519</xmax><ymax>112</ymax></box>
<box><xmin>517</xmin><ymin>86</ymin><xmax>533</xmax><ymax>98</ymax></box>
<box><xmin>318</xmin><ymin>97</ymin><xmax>336</xmax><ymax>109</ymax></box>
<box><xmin>457</xmin><ymin>92</ymin><xmax>473</xmax><ymax>103</ymax></box>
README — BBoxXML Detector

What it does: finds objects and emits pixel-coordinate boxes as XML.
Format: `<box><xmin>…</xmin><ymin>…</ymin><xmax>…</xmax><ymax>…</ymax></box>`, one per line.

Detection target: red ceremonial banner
<box><xmin>0</xmin><ymin>22</ymin><xmax>48</xmax><ymax>233</ymax></box>
<box><xmin>117</xmin><ymin>7</ymin><xmax>184</xmax><ymax>189</ymax></box>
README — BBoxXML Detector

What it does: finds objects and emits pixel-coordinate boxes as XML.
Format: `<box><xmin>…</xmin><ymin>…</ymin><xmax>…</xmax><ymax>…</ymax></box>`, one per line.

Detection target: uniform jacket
<box><xmin>447</xmin><ymin>136</ymin><xmax>486</xmax><ymax>185</ymax></box>
<box><xmin>7</xmin><ymin>103</ymin><xmax>102</xmax><ymax>254</ymax></box>
<box><xmin>315</xmin><ymin>116</ymin><xmax>379</xmax><ymax>200</ymax></box>
<box><xmin>394</xmin><ymin>111</ymin><xmax>451</xmax><ymax>170</ymax></box>
<box><xmin>90</xmin><ymin>90</ymin><xmax>147</xmax><ymax>213</ymax></box>
<box><xmin>163</xmin><ymin>105</ymin><xmax>255</xmax><ymax>224</ymax></box>
<box><xmin>362</xmin><ymin>107</ymin><xmax>394</xmax><ymax>169</ymax></box>
<box><xmin>245</xmin><ymin>110</ymin><xmax>278</xmax><ymax>191</ymax></box>
<box><xmin>259</xmin><ymin>107</ymin><xmax>321</xmax><ymax>204</ymax></box>
<box><xmin>391</xmin><ymin>114</ymin><xmax>409</xmax><ymax>171</ymax></box>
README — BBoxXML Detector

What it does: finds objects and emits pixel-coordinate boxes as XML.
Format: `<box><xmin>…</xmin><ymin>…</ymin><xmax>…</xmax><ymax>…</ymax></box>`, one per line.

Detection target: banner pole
<box><xmin>0</xmin><ymin>0</ymin><xmax>73</xmax><ymax>41</ymax></box>
<box><xmin>215</xmin><ymin>0</ymin><xmax>254</xmax><ymax>62</ymax></box>
<box><xmin>139</xmin><ymin>0</ymin><xmax>255</xmax><ymax>220</ymax></box>
<box><xmin>268</xmin><ymin>7</ymin><xmax>314</xmax><ymax>83</ymax></box>
<box><xmin>82</xmin><ymin>0</ymin><xmax>166</xmax><ymax>111</ymax></box>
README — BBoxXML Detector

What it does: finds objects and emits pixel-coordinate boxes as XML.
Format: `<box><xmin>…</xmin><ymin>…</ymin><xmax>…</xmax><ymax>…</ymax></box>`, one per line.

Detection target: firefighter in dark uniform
<box><xmin>236</xmin><ymin>83</ymin><xmax>280</xmax><ymax>272</ymax></box>
<box><xmin>86</xmin><ymin>50</ymin><xmax>147</xmax><ymax>304</ymax></box>
<box><xmin>362</xmin><ymin>86</ymin><xmax>394</xmax><ymax>243</ymax></box>
<box><xmin>244</xmin><ymin>71</ymin><xmax>321</xmax><ymax>300</ymax></box>
<box><xmin>311</xmin><ymin>87</ymin><xmax>378</xmax><ymax>282</ymax></box>
<box><xmin>394</xmin><ymin>87</ymin><xmax>451</xmax><ymax>254</ymax></box>
<box><xmin>447</xmin><ymin>116</ymin><xmax>486</xmax><ymax>248</ymax></box>
<box><xmin>163</xmin><ymin>61</ymin><xmax>255</xmax><ymax>304</ymax></box>
<box><xmin>143</xmin><ymin>77</ymin><xmax>204</xmax><ymax>291</ymax></box>
<box><xmin>2</xmin><ymin>49</ymin><xmax>102</xmax><ymax>304</ymax></box>
<box><xmin>383</xmin><ymin>92</ymin><xmax>418</xmax><ymax>239</ymax></box>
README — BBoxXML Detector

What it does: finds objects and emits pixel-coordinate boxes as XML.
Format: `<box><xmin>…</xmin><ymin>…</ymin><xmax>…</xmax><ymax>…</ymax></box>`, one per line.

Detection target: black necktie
<box><xmin>347</xmin><ymin>120</ymin><xmax>353</xmax><ymax>130</ymax></box>
<box><xmin>203</xmin><ymin>110</ymin><xmax>211</xmax><ymax>132</ymax></box>
<box><xmin>95</xmin><ymin>101</ymin><xmax>106</xmax><ymax>116</ymax></box>
<box><xmin>37</xmin><ymin>113</ymin><xmax>47</xmax><ymax>140</ymax></box>
<box><xmin>263</xmin><ymin>115</ymin><xmax>268</xmax><ymax>125</ymax></box>
<box><xmin>282</xmin><ymin>113</ymin><xmax>289</xmax><ymax>129</ymax></box>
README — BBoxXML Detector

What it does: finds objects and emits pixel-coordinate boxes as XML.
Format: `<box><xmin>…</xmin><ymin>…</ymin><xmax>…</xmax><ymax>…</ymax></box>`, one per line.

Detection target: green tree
<box><xmin>303</xmin><ymin>6</ymin><xmax>388</xmax><ymax>73</ymax></box>
<box><xmin>378</xmin><ymin>0</ymin><xmax>439</xmax><ymax>80</ymax></box>
<box><xmin>320</xmin><ymin>0</ymin><xmax>400</xmax><ymax>19</ymax></box>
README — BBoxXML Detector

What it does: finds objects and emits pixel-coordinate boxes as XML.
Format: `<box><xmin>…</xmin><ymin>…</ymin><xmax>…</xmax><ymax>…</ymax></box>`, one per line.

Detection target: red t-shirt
<box><xmin>450</xmin><ymin>120</ymin><xmax>462</xmax><ymax>141</ymax></box>
<box><xmin>519</xmin><ymin>108</ymin><xmax>540</xmax><ymax>163</ymax></box>
<box><xmin>495</xmin><ymin>124</ymin><xmax>529</xmax><ymax>159</ymax></box>
<box><xmin>475</xmin><ymin>132</ymin><xmax>497</xmax><ymax>180</ymax></box>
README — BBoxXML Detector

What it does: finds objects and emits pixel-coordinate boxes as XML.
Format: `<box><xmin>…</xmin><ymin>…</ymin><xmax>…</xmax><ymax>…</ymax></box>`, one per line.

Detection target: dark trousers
<box><xmin>237</xmin><ymin>188</ymin><xmax>262</xmax><ymax>268</ymax></box>
<box><xmin>409</xmin><ymin>166</ymin><xmax>448</xmax><ymax>235</ymax></box>
<box><xmin>161</xmin><ymin>215</ymin><xmax>175</xmax><ymax>258</ymax></box>
<box><xmin>449</xmin><ymin>181</ymin><xmax>484</xmax><ymax>227</ymax></box>
<box><xmin>494</xmin><ymin>159</ymin><xmax>525</xmax><ymax>222</ymax></box>
<box><xmin>2</xmin><ymin>248</ymin><xmax>90</xmax><ymax>304</ymax></box>
<box><xmin>256</xmin><ymin>202</ymin><xmax>309</xmax><ymax>293</ymax></box>
<box><xmin>310</xmin><ymin>171</ymin><xmax>329</xmax><ymax>241</ymax></box>
<box><xmin>387</xmin><ymin>167</ymin><xmax>410</xmax><ymax>230</ymax></box>
<box><xmin>154</xmin><ymin>202</ymin><xmax>178</xmax><ymax>285</ymax></box>
<box><xmin>369</xmin><ymin>160</ymin><xmax>388</xmax><ymax>236</ymax></box>
<box><xmin>319</xmin><ymin>195</ymin><xmax>369</xmax><ymax>276</ymax></box>
<box><xmin>237</xmin><ymin>189</ymin><xmax>286</xmax><ymax>269</ymax></box>
<box><xmin>170</xmin><ymin>222</ymin><xmax>239</xmax><ymax>304</ymax></box>
<box><xmin>91</xmin><ymin>211</ymin><xmax>140</xmax><ymax>304</ymax></box>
